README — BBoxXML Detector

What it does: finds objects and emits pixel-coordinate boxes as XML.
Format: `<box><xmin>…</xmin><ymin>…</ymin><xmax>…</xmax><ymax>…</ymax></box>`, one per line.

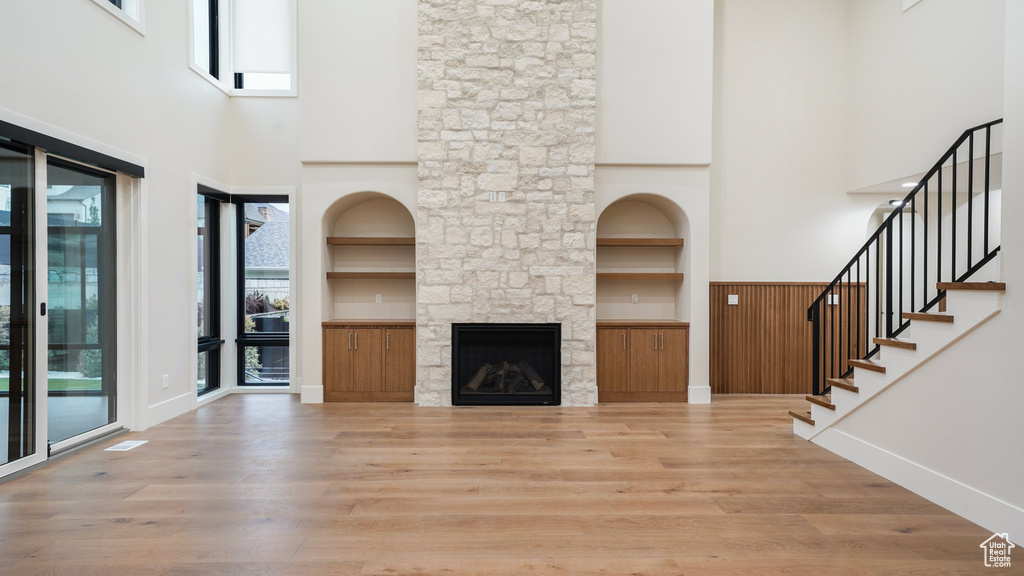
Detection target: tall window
<box><xmin>191</xmin><ymin>0</ymin><xmax>295</xmax><ymax>93</ymax></box>
<box><xmin>197</xmin><ymin>188</ymin><xmax>226</xmax><ymax>395</ymax></box>
<box><xmin>235</xmin><ymin>197</ymin><xmax>289</xmax><ymax>386</ymax></box>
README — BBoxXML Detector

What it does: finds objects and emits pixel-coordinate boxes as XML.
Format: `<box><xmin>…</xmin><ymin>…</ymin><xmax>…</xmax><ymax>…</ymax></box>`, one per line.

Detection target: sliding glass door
<box><xmin>0</xmin><ymin>141</ymin><xmax>37</xmax><ymax>468</ymax></box>
<box><xmin>45</xmin><ymin>160</ymin><xmax>116</xmax><ymax>444</ymax></box>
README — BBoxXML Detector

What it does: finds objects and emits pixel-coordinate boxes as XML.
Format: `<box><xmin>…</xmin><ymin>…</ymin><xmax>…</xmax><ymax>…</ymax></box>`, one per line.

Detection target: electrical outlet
<box><xmin>375</xmin><ymin>293</ymin><xmax>382</xmax><ymax>304</ymax></box>
<box><xmin>489</xmin><ymin>191</ymin><xmax>497</xmax><ymax>202</ymax></box>
<box><xmin>162</xmin><ymin>374</ymin><xmax>169</xmax><ymax>389</ymax></box>
<box><xmin>631</xmin><ymin>293</ymin><xmax>639</xmax><ymax>304</ymax></box>
<box><xmin>498</xmin><ymin>191</ymin><xmax>506</xmax><ymax>202</ymax></box>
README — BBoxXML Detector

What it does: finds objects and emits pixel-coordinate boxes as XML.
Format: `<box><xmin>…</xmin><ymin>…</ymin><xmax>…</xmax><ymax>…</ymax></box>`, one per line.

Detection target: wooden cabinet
<box><xmin>323</xmin><ymin>321</ymin><xmax>415</xmax><ymax>402</ymax></box>
<box><xmin>597</xmin><ymin>328</ymin><xmax>629</xmax><ymax>393</ymax></box>
<box><xmin>597</xmin><ymin>321</ymin><xmax>689</xmax><ymax>402</ymax></box>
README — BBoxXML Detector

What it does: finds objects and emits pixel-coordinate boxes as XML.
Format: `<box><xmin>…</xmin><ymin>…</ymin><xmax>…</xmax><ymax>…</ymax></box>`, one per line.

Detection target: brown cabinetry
<box><xmin>597</xmin><ymin>321</ymin><xmax>689</xmax><ymax>402</ymax></box>
<box><xmin>323</xmin><ymin>321</ymin><xmax>415</xmax><ymax>402</ymax></box>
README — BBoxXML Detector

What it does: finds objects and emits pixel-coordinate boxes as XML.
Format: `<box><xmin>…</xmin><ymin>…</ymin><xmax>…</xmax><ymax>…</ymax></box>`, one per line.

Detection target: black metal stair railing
<box><xmin>808</xmin><ymin>119</ymin><xmax>1003</xmax><ymax>395</ymax></box>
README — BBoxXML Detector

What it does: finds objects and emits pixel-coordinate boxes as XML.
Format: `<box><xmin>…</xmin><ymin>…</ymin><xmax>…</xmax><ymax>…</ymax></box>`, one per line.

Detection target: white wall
<box><xmin>297</xmin><ymin>0</ymin><xmax>418</xmax><ymax>163</ymax></box>
<box><xmin>846</xmin><ymin>0</ymin><xmax>1006</xmax><ymax>191</ymax></box>
<box><xmin>711</xmin><ymin>0</ymin><xmax>885</xmax><ymax>282</ymax></box>
<box><xmin>597</xmin><ymin>0</ymin><xmax>714</xmax><ymax>165</ymax></box>
<box><xmin>0</xmin><ymin>0</ymin><xmax>234</xmax><ymax>429</ymax></box>
<box><xmin>821</xmin><ymin>1</ymin><xmax>1024</xmax><ymax>539</ymax></box>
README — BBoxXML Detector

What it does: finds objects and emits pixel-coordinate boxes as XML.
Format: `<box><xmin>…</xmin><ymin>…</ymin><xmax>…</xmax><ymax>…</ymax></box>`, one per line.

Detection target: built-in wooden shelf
<box><xmin>597</xmin><ymin>273</ymin><xmax>684</xmax><ymax>281</ymax></box>
<box><xmin>326</xmin><ymin>237</ymin><xmax>415</xmax><ymax>246</ymax></box>
<box><xmin>327</xmin><ymin>272</ymin><xmax>415</xmax><ymax>280</ymax></box>
<box><xmin>596</xmin><ymin>238</ymin><xmax>684</xmax><ymax>247</ymax></box>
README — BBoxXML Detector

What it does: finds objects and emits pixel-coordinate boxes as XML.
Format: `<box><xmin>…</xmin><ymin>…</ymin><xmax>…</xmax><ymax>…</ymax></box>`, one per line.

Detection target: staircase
<box><xmin>793</xmin><ymin>280</ymin><xmax>1004</xmax><ymax>439</ymax></box>
<box><xmin>794</xmin><ymin>119</ymin><xmax>1005</xmax><ymax>438</ymax></box>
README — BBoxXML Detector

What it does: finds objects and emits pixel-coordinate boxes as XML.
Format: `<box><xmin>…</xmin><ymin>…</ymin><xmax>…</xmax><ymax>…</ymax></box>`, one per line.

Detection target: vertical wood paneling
<box><xmin>712</xmin><ymin>283</ymin><xmax>867</xmax><ymax>394</ymax></box>
<box><xmin>710</xmin><ymin>285</ymin><xmax>765</xmax><ymax>394</ymax></box>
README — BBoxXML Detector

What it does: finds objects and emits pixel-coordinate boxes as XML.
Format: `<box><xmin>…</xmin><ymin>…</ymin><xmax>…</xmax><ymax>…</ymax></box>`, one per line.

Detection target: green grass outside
<box><xmin>0</xmin><ymin>378</ymin><xmax>102</xmax><ymax>393</ymax></box>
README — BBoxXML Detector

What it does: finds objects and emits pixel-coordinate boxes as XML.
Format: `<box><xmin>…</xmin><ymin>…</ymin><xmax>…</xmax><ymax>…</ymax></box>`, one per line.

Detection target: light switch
<box><xmin>728</xmin><ymin>294</ymin><xmax>739</xmax><ymax>306</ymax></box>
<box><xmin>828</xmin><ymin>294</ymin><xmax>840</xmax><ymax>305</ymax></box>
<box><xmin>498</xmin><ymin>191</ymin><xmax>506</xmax><ymax>202</ymax></box>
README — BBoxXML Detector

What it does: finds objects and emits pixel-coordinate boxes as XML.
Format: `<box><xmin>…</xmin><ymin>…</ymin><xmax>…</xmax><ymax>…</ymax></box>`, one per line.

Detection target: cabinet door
<box><xmin>597</xmin><ymin>328</ymin><xmax>629</xmax><ymax>392</ymax></box>
<box><xmin>658</xmin><ymin>328</ymin><xmax>688</xmax><ymax>392</ymax></box>
<box><xmin>350</xmin><ymin>329</ymin><xmax>383</xmax><ymax>392</ymax></box>
<box><xmin>628</xmin><ymin>328</ymin><xmax>660</xmax><ymax>392</ymax></box>
<box><xmin>383</xmin><ymin>327</ymin><xmax>415</xmax><ymax>394</ymax></box>
<box><xmin>324</xmin><ymin>328</ymin><xmax>353</xmax><ymax>393</ymax></box>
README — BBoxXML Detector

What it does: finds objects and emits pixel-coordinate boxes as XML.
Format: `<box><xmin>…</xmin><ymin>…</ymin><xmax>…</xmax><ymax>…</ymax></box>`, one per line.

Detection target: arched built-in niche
<box><xmin>322</xmin><ymin>193</ymin><xmax>416</xmax><ymax>321</ymax></box>
<box><xmin>596</xmin><ymin>195</ymin><xmax>690</xmax><ymax>321</ymax></box>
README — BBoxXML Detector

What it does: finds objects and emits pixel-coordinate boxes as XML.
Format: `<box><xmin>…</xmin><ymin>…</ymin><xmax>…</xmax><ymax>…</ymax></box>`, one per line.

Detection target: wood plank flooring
<box><xmin>0</xmin><ymin>395</ymin><xmax>1001</xmax><ymax>575</ymax></box>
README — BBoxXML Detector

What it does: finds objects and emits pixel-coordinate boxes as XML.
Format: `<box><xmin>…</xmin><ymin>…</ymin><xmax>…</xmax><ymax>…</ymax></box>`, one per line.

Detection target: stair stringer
<box><xmin>793</xmin><ymin>287</ymin><xmax>1003</xmax><ymax>441</ymax></box>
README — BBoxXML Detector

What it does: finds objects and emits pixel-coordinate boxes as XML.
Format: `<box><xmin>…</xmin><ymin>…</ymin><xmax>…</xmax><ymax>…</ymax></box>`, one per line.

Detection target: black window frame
<box><xmin>233</xmin><ymin>195</ymin><xmax>289</xmax><ymax>387</ymax></box>
<box><xmin>197</xmin><ymin>185</ymin><xmax>227</xmax><ymax>396</ymax></box>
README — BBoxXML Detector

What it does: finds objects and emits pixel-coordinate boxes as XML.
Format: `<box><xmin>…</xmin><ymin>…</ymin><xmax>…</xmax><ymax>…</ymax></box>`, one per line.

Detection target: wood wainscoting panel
<box><xmin>710</xmin><ymin>284</ymin><xmax>765</xmax><ymax>394</ymax></box>
<box><xmin>713</xmin><ymin>283</ymin><xmax>866</xmax><ymax>395</ymax></box>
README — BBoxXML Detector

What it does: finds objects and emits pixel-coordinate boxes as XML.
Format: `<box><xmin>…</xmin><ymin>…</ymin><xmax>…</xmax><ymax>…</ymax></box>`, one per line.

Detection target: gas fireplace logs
<box><xmin>462</xmin><ymin>360</ymin><xmax>547</xmax><ymax>394</ymax></box>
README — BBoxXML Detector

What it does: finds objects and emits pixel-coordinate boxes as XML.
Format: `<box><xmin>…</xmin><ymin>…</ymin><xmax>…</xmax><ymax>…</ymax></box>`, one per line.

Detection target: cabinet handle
<box><xmin>386</xmin><ymin>333</ymin><xmax>390</xmax><ymax>350</ymax></box>
<box><xmin>660</xmin><ymin>333</ymin><xmax>664</xmax><ymax>350</ymax></box>
<box><xmin>654</xmin><ymin>333</ymin><xmax>657</xmax><ymax>350</ymax></box>
<box><xmin>355</xmin><ymin>332</ymin><xmax>359</xmax><ymax>350</ymax></box>
<box><xmin>348</xmin><ymin>332</ymin><xmax>352</xmax><ymax>350</ymax></box>
<box><xmin>622</xmin><ymin>333</ymin><xmax>626</xmax><ymax>350</ymax></box>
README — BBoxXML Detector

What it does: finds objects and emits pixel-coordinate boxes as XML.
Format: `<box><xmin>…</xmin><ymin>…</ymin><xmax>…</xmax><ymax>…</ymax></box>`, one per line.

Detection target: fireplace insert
<box><xmin>451</xmin><ymin>323</ymin><xmax>561</xmax><ymax>406</ymax></box>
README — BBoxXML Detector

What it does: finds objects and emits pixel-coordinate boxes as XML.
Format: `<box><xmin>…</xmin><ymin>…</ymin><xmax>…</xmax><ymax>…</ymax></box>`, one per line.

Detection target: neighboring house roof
<box><xmin>245</xmin><ymin>220</ymin><xmax>289</xmax><ymax>269</ymax></box>
<box><xmin>244</xmin><ymin>203</ymin><xmax>289</xmax><ymax>225</ymax></box>
<box><xmin>50</xmin><ymin>186</ymin><xmax>100</xmax><ymax>201</ymax></box>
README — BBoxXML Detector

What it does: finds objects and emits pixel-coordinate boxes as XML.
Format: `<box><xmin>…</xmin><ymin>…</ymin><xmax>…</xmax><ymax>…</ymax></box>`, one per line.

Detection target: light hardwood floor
<box><xmin>0</xmin><ymin>395</ymin><xmax>1000</xmax><ymax>575</ymax></box>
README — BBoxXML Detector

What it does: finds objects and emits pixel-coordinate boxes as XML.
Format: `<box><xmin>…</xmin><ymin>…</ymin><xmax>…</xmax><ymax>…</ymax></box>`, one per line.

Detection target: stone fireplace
<box><xmin>415</xmin><ymin>0</ymin><xmax>599</xmax><ymax>406</ymax></box>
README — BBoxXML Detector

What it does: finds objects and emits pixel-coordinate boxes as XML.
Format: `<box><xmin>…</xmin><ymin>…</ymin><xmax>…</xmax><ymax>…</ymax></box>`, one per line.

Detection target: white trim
<box><xmin>815</xmin><ymin>428</ymin><xmax>1024</xmax><ymax>539</ymax></box>
<box><xmin>142</xmin><ymin>391</ymin><xmax>193</xmax><ymax>430</ymax></box>
<box><xmin>197</xmin><ymin>387</ymin><xmax>231</xmax><ymax>407</ymax></box>
<box><xmin>86</xmin><ymin>0</ymin><xmax>146</xmax><ymax>36</ymax></box>
<box><xmin>687</xmin><ymin>385</ymin><xmax>711</xmax><ymax>404</ymax></box>
<box><xmin>135</xmin><ymin>179</ymin><xmax>150</xmax><ymax>430</ymax></box>
<box><xmin>301</xmin><ymin>385</ymin><xmax>324</xmax><ymax>404</ymax></box>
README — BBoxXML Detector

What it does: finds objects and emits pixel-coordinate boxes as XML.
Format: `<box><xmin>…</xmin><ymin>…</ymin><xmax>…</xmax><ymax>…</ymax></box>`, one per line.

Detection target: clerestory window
<box><xmin>190</xmin><ymin>0</ymin><xmax>296</xmax><ymax>96</ymax></box>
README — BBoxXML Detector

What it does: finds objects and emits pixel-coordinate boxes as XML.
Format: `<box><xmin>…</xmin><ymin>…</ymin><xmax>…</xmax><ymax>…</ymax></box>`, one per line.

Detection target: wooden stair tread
<box><xmin>789</xmin><ymin>411</ymin><xmax>814</xmax><ymax>426</ymax></box>
<box><xmin>873</xmin><ymin>337</ymin><xmax>917</xmax><ymax>350</ymax></box>
<box><xmin>849</xmin><ymin>358</ymin><xmax>886</xmax><ymax>374</ymax></box>
<box><xmin>806</xmin><ymin>395</ymin><xmax>835</xmax><ymax>410</ymax></box>
<box><xmin>902</xmin><ymin>312</ymin><xmax>955</xmax><ymax>323</ymax></box>
<box><xmin>828</xmin><ymin>378</ymin><xmax>859</xmax><ymax>393</ymax></box>
<box><xmin>936</xmin><ymin>281</ymin><xmax>1006</xmax><ymax>291</ymax></box>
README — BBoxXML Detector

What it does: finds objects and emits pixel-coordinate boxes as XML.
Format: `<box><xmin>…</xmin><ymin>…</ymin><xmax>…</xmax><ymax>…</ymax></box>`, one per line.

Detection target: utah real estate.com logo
<box><xmin>980</xmin><ymin>533</ymin><xmax>1015</xmax><ymax>568</ymax></box>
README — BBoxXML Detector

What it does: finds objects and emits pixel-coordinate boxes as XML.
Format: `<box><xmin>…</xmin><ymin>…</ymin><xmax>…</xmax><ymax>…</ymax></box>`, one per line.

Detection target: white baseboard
<box><xmin>816</xmin><ymin>428</ymin><xmax>1024</xmax><ymax>539</ymax></box>
<box><xmin>301</xmin><ymin>385</ymin><xmax>324</xmax><ymax>404</ymax></box>
<box><xmin>142</xmin><ymin>391</ymin><xmax>193</xmax><ymax>430</ymax></box>
<box><xmin>688</xmin><ymin>385</ymin><xmax>711</xmax><ymax>404</ymax></box>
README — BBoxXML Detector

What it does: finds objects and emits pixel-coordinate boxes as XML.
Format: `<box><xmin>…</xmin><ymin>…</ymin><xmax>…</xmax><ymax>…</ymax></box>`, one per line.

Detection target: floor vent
<box><xmin>104</xmin><ymin>440</ymin><xmax>147</xmax><ymax>452</ymax></box>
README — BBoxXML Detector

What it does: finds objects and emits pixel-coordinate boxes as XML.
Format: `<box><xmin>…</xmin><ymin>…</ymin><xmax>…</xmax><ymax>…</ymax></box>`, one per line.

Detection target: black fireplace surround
<box><xmin>451</xmin><ymin>323</ymin><xmax>561</xmax><ymax>406</ymax></box>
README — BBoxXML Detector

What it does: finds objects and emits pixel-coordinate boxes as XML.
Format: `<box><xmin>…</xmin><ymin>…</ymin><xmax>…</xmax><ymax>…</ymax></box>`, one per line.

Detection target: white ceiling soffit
<box><xmin>849</xmin><ymin>153</ymin><xmax>1003</xmax><ymax>196</ymax></box>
